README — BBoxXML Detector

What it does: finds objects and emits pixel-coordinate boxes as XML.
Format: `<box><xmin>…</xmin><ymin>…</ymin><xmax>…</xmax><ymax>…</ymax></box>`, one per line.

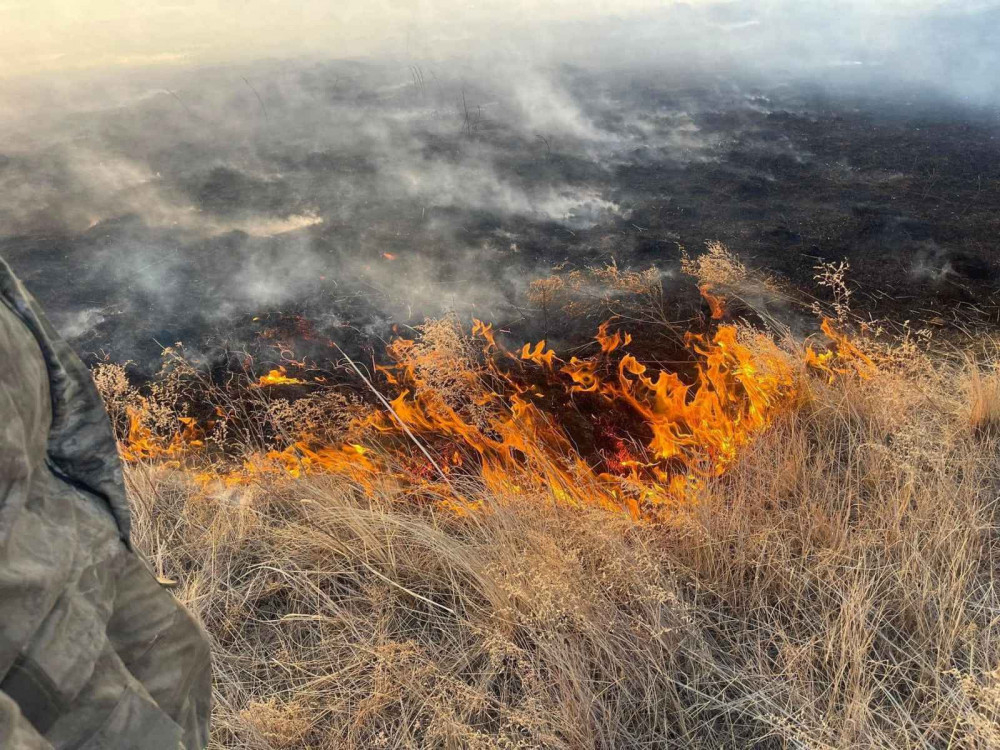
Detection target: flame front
<box><xmin>117</xmin><ymin>315</ymin><xmax>869</xmax><ymax>517</ymax></box>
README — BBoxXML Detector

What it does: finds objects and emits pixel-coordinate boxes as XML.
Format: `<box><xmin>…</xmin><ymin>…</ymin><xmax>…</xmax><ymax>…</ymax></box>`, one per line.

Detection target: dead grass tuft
<box><xmin>527</xmin><ymin>261</ymin><xmax>664</xmax><ymax>322</ymax></box>
<box><xmin>967</xmin><ymin>360</ymin><xmax>1000</xmax><ymax>437</ymax></box>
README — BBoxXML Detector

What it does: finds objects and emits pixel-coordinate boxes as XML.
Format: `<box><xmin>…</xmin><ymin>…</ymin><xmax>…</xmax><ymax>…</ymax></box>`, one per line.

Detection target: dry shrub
<box><xmin>266</xmin><ymin>390</ymin><xmax>362</xmax><ymax>445</ymax></box>
<box><xmin>403</xmin><ymin>315</ymin><xmax>486</xmax><ymax>406</ymax></box>
<box><xmin>92</xmin><ymin>361</ymin><xmax>139</xmax><ymax>425</ymax></box>
<box><xmin>681</xmin><ymin>241</ymin><xmax>789</xmax><ymax>327</ymax></box>
<box><xmin>238</xmin><ymin>700</ymin><xmax>313</xmax><ymax>748</ymax></box>
<box><xmin>680</xmin><ymin>240</ymin><xmax>749</xmax><ymax>288</ymax></box>
<box><xmin>811</xmin><ymin>259</ymin><xmax>854</xmax><ymax>324</ymax></box>
<box><xmin>527</xmin><ymin>262</ymin><xmax>663</xmax><ymax>321</ymax></box>
<box><xmin>96</xmin><ymin>346</ymin><xmax>213</xmax><ymax>442</ymax></box>
<box><xmin>128</xmin><ymin>466</ymin><xmax>707</xmax><ymax>749</ymax></box>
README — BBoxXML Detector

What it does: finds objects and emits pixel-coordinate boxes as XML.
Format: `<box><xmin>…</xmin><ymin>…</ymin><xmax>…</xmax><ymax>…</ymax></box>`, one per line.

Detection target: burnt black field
<box><xmin>2</xmin><ymin>58</ymin><xmax>999</xmax><ymax>374</ymax></box>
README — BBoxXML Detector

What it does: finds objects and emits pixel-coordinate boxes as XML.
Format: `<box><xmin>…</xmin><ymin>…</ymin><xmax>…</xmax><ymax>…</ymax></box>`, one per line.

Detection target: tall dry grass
<box><xmin>122</xmin><ymin>330</ymin><xmax>1000</xmax><ymax>748</ymax></box>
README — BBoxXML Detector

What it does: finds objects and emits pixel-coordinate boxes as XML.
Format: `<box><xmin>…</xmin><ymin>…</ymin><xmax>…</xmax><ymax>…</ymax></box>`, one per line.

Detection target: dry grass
<box><xmin>967</xmin><ymin>360</ymin><xmax>1000</xmax><ymax>438</ymax></box>
<box><xmin>526</xmin><ymin>261</ymin><xmax>665</xmax><ymax>324</ymax></box>
<box><xmin>122</xmin><ymin>332</ymin><xmax>1000</xmax><ymax>748</ymax></box>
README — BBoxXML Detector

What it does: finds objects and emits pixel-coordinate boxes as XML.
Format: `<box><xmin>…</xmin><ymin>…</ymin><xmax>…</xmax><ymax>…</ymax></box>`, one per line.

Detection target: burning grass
<box><xmin>100</xmin><ymin>311</ymin><xmax>866</xmax><ymax>515</ymax></box>
<box><xmin>101</xmin><ymin>260</ymin><xmax>1000</xmax><ymax>748</ymax></box>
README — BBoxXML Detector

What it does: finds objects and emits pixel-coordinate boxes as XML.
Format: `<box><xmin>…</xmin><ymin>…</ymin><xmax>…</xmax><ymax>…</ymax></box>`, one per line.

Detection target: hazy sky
<box><xmin>0</xmin><ymin>0</ymin><xmax>972</xmax><ymax>79</ymax></box>
<box><xmin>0</xmin><ymin>0</ymin><xmax>674</xmax><ymax>77</ymax></box>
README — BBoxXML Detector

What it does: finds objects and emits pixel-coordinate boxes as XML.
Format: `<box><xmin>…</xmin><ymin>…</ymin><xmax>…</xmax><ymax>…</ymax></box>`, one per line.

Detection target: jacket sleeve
<box><xmin>0</xmin><ymin>258</ymin><xmax>131</xmax><ymax>544</ymax></box>
<box><xmin>0</xmin><ymin>693</ymin><xmax>53</xmax><ymax>750</ymax></box>
<box><xmin>0</xmin><ymin>282</ymin><xmax>60</xmax><ymax>746</ymax></box>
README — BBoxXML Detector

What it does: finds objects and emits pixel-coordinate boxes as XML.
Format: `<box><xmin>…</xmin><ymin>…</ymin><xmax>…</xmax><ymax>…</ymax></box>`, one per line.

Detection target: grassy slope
<box><xmin>123</xmin><ymin>339</ymin><xmax>1000</xmax><ymax>749</ymax></box>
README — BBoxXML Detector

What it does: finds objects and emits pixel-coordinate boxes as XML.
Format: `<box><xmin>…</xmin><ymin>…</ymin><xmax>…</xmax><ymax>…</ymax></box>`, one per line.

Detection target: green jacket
<box><xmin>0</xmin><ymin>258</ymin><xmax>211</xmax><ymax>749</ymax></box>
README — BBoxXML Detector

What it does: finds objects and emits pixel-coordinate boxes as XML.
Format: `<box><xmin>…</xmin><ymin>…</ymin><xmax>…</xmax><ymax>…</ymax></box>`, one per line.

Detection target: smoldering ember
<box><xmin>2</xmin><ymin>2</ymin><xmax>1000</xmax><ymax>748</ymax></box>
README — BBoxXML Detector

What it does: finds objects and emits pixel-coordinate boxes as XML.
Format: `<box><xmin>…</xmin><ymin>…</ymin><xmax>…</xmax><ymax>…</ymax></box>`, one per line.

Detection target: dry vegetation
<box><xmin>110</xmin><ymin>250</ymin><xmax>1000</xmax><ymax>749</ymax></box>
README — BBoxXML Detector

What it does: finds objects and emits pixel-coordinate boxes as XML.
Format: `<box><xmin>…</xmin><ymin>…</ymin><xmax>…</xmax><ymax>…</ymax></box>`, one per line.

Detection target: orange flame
<box><xmin>699</xmin><ymin>285</ymin><xmax>725</xmax><ymax>320</ymax></box>
<box><xmin>472</xmin><ymin>319</ymin><xmax>496</xmax><ymax>350</ymax></box>
<box><xmin>119</xmin><ymin>406</ymin><xmax>206</xmax><ymax>463</ymax></box>
<box><xmin>805</xmin><ymin>318</ymin><xmax>875</xmax><ymax>382</ymax></box>
<box><xmin>595</xmin><ymin>321</ymin><xmax>632</xmax><ymax>353</ymax></box>
<box><xmin>519</xmin><ymin>340</ymin><xmax>559</xmax><ymax>370</ymax></box>
<box><xmin>117</xmin><ymin>310</ymin><xmax>872</xmax><ymax>517</ymax></box>
<box><xmin>254</xmin><ymin>367</ymin><xmax>306</xmax><ymax>387</ymax></box>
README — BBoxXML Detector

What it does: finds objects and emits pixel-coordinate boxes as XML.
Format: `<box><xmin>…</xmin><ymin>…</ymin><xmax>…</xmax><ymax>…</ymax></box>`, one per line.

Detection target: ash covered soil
<box><xmin>2</xmin><ymin>60</ymin><xmax>998</xmax><ymax>371</ymax></box>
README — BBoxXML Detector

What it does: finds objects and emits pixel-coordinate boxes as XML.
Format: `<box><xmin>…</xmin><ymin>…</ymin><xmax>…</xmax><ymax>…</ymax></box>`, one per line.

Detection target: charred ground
<box><xmin>2</xmin><ymin>62</ymin><xmax>998</xmax><ymax>375</ymax></box>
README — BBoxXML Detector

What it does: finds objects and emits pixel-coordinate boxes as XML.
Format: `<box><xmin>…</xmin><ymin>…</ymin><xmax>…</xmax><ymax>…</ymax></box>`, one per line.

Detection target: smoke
<box><xmin>0</xmin><ymin>0</ymin><xmax>996</xmax><ymax>363</ymax></box>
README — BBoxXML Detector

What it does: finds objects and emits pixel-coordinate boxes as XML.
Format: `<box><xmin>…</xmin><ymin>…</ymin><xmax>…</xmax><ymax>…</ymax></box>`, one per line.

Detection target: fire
<box><xmin>612</xmin><ymin>326</ymin><xmax>794</xmax><ymax>472</ymax></box>
<box><xmin>254</xmin><ymin>366</ymin><xmax>306</xmax><ymax>387</ymax></box>
<box><xmin>472</xmin><ymin>319</ymin><xmax>496</xmax><ymax>350</ymax></box>
<box><xmin>595</xmin><ymin>321</ymin><xmax>632</xmax><ymax>353</ymax></box>
<box><xmin>699</xmin><ymin>285</ymin><xmax>726</xmax><ymax>320</ymax></box>
<box><xmin>118</xmin><ymin>407</ymin><xmax>206</xmax><ymax>463</ymax></box>
<box><xmin>519</xmin><ymin>340</ymin><xmax>559</xmax><ymax>370</ymax></box>
<box><xmin>351</xmin><ymin>317</ymin><xmax>798</xmax><ymax>512</ymax></box>
<box><xmin>115</xmin><ymin>311</ymin><xmax>872</xmax><ymax>517</ymax></box>
<box><xmin>805</xmin><ymin>318</ymin><xmax>875</xmax><ymax>382</ymax></box>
